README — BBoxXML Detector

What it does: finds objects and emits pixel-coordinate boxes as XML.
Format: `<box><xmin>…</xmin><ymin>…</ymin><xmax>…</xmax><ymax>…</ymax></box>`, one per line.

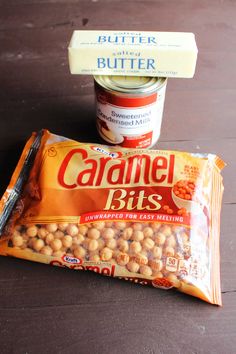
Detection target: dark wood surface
<box><xmin>0</xmin><ymin>1</ymin><xmax>236</xmax><ymax>353</ymax></box>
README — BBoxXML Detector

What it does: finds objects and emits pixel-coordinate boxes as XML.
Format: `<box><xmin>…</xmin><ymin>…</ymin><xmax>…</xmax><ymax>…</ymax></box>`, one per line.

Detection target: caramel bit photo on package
<box><xmin>0</xmin><ymin>130</ymin><xmax>225</xmax><ymax>305</ymax></box>
<box><xmin>68</xmin><ymin>30</ymin><xmax>198</xmax><ymax>78</ymax></box>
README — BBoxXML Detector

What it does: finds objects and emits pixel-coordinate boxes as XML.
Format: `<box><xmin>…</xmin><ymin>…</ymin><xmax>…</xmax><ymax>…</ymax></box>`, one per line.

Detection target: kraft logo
<box><xmin>91</xmin><ymin>146</ymin><xmax>122</xmax><ymax>158</ymax></box>
<box><xmin>62</xmin><ymin>255</ymin><xmax>82</xmax><ymax>264</ymax></box>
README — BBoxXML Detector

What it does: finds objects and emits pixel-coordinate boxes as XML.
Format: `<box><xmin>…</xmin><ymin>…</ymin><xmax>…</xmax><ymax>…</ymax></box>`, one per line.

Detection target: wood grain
<box><xmin>0</xmin><ymin>0</ymin><xmax>235</xmax><ymax>353</ymax></box>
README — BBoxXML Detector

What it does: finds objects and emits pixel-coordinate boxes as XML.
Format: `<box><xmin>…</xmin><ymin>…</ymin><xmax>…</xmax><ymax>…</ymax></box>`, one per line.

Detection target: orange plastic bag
<box><xmin>0</xmin><ymin>130</ymin><xmax>225</xmax><ymax>305</ymax></box>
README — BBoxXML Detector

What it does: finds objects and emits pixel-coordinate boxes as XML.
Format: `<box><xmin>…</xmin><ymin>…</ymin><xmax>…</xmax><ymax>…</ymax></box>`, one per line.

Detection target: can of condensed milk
<box><xmin>94</xmin><ymin>75</ymin><xmax>167</xmax><ymax>149</ymax></box>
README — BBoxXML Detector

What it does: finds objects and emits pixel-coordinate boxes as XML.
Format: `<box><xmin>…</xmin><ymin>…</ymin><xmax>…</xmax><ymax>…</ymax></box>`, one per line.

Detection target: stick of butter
<box><xmin>68</xmin><ymin>30</ymin><xmax>198</xmax><ymax>78</ymax></box>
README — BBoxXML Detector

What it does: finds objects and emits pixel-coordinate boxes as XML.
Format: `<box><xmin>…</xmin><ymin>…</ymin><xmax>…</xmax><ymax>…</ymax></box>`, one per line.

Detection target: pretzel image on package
<box><xmin>0</xmin><ymin>130</ymin><xmax>225</xmax><ymax>305</ymax></box>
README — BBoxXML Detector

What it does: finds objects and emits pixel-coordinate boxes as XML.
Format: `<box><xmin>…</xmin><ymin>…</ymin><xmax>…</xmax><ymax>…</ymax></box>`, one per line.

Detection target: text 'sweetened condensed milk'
<box><xmin>94</xmin><ymin>75</ymin><xmax>167</xmax><ymax>149</ymax></box>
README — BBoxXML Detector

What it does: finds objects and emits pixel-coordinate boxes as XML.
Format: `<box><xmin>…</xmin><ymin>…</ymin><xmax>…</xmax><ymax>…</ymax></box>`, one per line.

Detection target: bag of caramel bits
<box><xmin>0</xmin><ymin>130</ymin><xmax>225</xmax><ymax>305</ymax></box>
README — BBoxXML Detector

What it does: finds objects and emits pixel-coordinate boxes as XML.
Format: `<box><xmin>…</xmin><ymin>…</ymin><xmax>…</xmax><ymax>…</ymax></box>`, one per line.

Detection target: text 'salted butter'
<box><xmin>68</xmin><ymin>30</ymin><xmax>198</xmax><ymax>78</ymax></box>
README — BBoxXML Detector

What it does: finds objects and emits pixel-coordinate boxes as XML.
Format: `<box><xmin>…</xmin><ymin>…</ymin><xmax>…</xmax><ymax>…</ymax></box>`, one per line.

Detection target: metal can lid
<box><xmin>94</xmin><ymin>75</ymin><xmax>167</xmax><ymax>95</ymax></box>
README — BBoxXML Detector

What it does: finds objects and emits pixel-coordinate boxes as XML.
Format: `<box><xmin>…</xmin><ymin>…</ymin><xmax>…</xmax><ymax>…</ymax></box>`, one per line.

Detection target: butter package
<box><xmin>0</xmin><ymin>130</ymin><xmax>225</xmax><ymax>305</ymax></box>
<box><xmin>68</xmin><ymin>30</ymin><xmax>198</xmax><ymax>78</ymax></box>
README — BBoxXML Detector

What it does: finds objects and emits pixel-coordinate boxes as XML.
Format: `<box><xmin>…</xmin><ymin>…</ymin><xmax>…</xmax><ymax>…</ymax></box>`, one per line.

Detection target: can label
<box><xmin>95</xmin><ymin>82</ymin><xmax>167</xmax><ymax>149</ymax></box>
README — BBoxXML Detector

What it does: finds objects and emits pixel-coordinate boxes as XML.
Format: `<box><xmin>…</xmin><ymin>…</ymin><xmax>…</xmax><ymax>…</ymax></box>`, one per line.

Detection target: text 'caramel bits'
<box><xmin>0</xmin><ymin>130</ymin><xmax>225</xmax><ymax>305</ymax></box>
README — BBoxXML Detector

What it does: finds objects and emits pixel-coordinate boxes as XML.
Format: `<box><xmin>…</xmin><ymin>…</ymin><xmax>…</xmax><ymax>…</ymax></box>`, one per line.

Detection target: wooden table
<box><xmin>0</xmin><ymin>1</ymin><xmax>235</xmax><ymax>353</ymax></box>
